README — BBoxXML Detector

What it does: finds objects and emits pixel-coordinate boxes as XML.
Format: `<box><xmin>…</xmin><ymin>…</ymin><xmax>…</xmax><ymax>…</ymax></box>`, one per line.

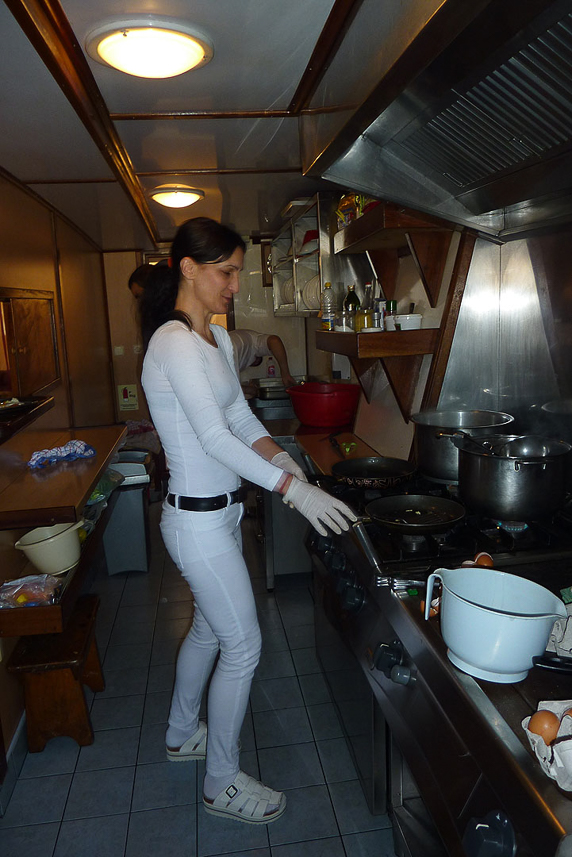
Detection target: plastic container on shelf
<box><xmin>320</xmin><ymin>282</ymin><xmax>336</xmax><ymax>330</ymax></box>
<box><xmin>287</xmin><ymin>382</ymin><xmax>361</xmax><ymax>427</ymax></box>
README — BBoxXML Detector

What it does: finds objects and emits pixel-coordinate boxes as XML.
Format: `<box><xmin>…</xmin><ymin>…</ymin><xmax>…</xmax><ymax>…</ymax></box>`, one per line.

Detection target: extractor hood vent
<box><xmin>400</xmin><ymin>13</ymin><xmax>572</xmax><ymax>190</ymax></box>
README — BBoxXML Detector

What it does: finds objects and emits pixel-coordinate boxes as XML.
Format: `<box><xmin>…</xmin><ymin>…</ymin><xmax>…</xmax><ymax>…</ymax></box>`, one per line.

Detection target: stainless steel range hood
<box><xmin>320</xmin><ymin>0</ymin><xmax>572</xmax><ymax>239</ymax></box>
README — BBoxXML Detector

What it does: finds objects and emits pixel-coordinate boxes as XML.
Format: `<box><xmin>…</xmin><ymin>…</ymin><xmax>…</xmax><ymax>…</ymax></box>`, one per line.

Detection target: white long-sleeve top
<box><xmin>142</xmin><ymin>321</ymin><xmax>283</xmax><ymax>496</ymax></box>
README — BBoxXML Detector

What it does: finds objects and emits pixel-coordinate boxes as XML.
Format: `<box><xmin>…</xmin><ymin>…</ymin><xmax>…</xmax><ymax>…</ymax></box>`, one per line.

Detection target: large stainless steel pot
<box><xmin>454</xmin><ymin>434</ymin><xmax>572</xmax><ymax>521</ymax></box>
<box><xmin>410</xmin><ymin>410</ymin><xmax>514</xmax><ymax>483</ymax></box>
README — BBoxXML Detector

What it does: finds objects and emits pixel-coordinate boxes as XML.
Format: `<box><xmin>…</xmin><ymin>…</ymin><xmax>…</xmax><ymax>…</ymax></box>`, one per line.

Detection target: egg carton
<box><xmin>522</xmin><ymin>699</ymin><xmax>572</xmax><ymax>790</ymax></box>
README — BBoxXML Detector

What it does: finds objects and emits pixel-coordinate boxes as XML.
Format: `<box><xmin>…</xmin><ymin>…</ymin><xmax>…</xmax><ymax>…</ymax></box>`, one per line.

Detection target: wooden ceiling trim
<box><xmin>5</xmin><ymin>0</ymin><xmax>160</xmax><ymax>244</ymax></box>
<box><xmin>288</xmin><ymin>0</ymin><xmax>365</xmax><ymax>114</ymax></box>
<box><xmin>112</xmin><ymin>111</ymin><xmax>293</xmax><ymax>121</ymax></box>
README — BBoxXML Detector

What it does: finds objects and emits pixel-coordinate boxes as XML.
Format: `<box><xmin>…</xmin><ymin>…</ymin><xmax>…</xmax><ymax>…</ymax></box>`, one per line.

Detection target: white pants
<box><xmin>160</xmin><ymin>500</ymin><xmax>261</xmax><ymax>779</ymax></box>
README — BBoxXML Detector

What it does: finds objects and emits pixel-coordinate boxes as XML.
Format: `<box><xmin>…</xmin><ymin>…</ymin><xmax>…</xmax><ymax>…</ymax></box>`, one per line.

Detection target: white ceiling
<box><xmin>0</xmin><ymin>0</ymin><xmax>342</xmax><ymax>251</ymax></box>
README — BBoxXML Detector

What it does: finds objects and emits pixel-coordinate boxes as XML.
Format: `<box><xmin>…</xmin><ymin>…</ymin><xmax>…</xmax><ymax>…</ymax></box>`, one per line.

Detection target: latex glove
<box><xmin>271</xmin><ymin>451</ymin><xmax>308</xmax><ymax>482</ymax></box>
<box><xmin>282</xmin><ymin>477</ymin><xmax>357</xmax><ymax>536</ymax></box>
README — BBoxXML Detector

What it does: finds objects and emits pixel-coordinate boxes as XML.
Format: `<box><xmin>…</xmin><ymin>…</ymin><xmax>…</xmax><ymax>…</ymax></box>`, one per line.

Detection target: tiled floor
<box><xmin>1</xmin><ymin>499</ymin><xmax>397</xmax><ymax>857</ymax></box>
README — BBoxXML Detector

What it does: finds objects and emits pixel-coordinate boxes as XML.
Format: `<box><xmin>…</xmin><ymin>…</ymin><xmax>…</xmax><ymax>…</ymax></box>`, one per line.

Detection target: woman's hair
<box><xmin>139</xmin><ymin>217</ymin><xmax>246</xmax><ymax>347</ymax></box>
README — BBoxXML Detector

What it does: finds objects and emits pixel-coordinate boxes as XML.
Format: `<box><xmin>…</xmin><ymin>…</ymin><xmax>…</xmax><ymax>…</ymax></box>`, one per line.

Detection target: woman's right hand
<box><xmin>282</xmin><ymin>477</ymin><xmax>357</xmax><ymax>536</ymax></box>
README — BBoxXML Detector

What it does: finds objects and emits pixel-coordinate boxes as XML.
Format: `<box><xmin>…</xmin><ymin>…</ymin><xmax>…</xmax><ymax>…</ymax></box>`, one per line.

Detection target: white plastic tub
<box><xmin>425</xmin><ymin>567</ymin><xmax>567</xmax><ymax>683</ymax></box>
<box><xmin>15</xmin><ymin>520</ymin><xmax>84</xmax><ymax>575</ymax></box>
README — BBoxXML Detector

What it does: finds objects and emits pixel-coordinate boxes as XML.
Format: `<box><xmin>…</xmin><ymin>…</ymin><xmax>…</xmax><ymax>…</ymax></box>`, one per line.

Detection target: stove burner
<box><xmin>496</xmin><ymin>520</ymin><xmax>529</xmax><ymax>535</ymax></box>
<box><xmin>401</xmin><ymin>533</ymin><xmax>428</xmax><ymax>553</ymax></box>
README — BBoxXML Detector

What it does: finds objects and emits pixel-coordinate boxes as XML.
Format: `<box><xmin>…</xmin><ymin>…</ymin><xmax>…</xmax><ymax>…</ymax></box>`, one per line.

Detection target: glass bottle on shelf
<box><xmin>343</xmin><ymin>284</ymin><xmax>361</xmax><ymax>316</ymax></box>
<box><xmin>320</xmin><ymin>282</ymin><xmax>336</xmax><ymax>331</ymax></box>
<box><xmin>355</xmin><ymin>283</ymin><xmax>374</xmax><ymax>332</ymax></box>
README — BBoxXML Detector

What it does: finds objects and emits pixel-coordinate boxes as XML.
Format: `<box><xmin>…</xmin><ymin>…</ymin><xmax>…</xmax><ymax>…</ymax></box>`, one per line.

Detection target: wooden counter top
<box><xmin>0</xmin><ymin>425</ymin><xmax>127</xmax><ymax>529</ymax></box>
<box><xmin>295</xmin><ymin>429</ymin><xmax>379</xmax><ymax>475</ymax></box>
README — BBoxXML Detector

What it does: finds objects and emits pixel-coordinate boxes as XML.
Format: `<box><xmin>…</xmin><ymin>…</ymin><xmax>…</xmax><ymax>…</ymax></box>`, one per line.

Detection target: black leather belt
<box><xmin>167</xmin><ymin>487</ymin><xmax>247</xmax><ymax>512</ymax></box>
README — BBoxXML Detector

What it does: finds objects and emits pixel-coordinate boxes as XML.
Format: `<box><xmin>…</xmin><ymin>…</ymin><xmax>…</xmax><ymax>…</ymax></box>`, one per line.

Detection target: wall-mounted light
<box><xmin>86</xmin><ymin>17</ymin><xmax>213</xmax><ymax>78</ymax></box>
<box><xmin>150</xmin><ymin>185</ymin><xmax>205</xmax><ymax>208</ymax></box>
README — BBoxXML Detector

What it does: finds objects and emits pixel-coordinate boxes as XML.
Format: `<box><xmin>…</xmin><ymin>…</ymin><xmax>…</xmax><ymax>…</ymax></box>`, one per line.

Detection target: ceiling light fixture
<box><xmin>86</xmin><ymin>17</ymin><xmax>213</xmax><ymax>78</ymax></box>
<box><xmin>150</xmin><ymin>185</ymin><xmax>205</xmax><ymax>209</ymax></box>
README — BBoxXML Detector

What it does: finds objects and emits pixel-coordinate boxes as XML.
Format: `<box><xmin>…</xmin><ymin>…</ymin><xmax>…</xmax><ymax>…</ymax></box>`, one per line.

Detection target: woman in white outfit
<box><xmin>140</xmin><ymin>217</ymin><xmax>356</xmax><ymax>825</ymax></box>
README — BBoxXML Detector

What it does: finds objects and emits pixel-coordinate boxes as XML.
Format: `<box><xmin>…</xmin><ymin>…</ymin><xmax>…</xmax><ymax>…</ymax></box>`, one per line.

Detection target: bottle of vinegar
<box><xmin>343</xmin><ymin>284</ymin><xmax>360</xmax><ymax>313</ymax></box>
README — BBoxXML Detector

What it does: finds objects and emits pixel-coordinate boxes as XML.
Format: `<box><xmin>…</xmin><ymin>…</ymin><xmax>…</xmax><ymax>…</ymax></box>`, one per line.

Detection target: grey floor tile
<box><xmin>126</xmin><ymin>805</ymin><xmax>197</xmax><ymax>857</ymax></box>
<box><xmin>160</xmin><ymin>582</ymin><xmax>194</xmax><ymax>603</ymax></box>
<box><xmin>255</xmin><ymin>650</ymin><xmax>296</xmax><ymax>681</ymax></box>
<box><xmin>257</xmin><ymin>611</ymin><xmax>285</xmax><ymax>631</ymax></box>
<box><xmin>329</xmin><ymin>780</ymin><xmax>393</xmax><ymax>834</ymax></box>
<box><xmin>277</xmin><ymin>603</ymin><xmax>315</xmax><ymax>628</ymax></box>
<box><xmin>63</xmin><ymin>766</ymin><xmax>135</xmax><ymax>820</ymax></box>
<box><xmin>291</xmin><ymin>647</ymin><xmax>321</xmax><ymax>676</ymax></box>
<box><xmin>0</xmin><ymin>774</ymin><xmax>72</xmax><ymax>828</ymax></box>
<box><xmin>95</xmin><ymin>666</ymin><xmax>149</xmax><ymax>699</ymax></box>
<box><xmin>114</xmin><ymin>603</ymin><xmax>158</xmax><ymax>626</ymax></box>
<box><xmin>209</xmin><ymin>851</ymin><xmax>269</xmax><ymax>857</ymax></box>
<box><xmin>19</xmin><ymin>737</ymin><xmax>79</xmax><ymax>778</ymax></box>
<box><xmin>284</xmin><ymin>624</ymin><xmax>315</xmax><ymax>650</ymax></box>
<box><xmin>267</xmin><ymin>785</ymin><xmax>339</xmax><ymax>846</ymax></box>
<box><xmin>143</xmin><ymin>689</ymin><xmax>171</xmax><ymax>724</ymax></box>
<box><xmin>197</xmin><ymin>803</ymin><xmax>270</xmax><ymax>856</ymax></box>
<box><xmin>342</xmin><ymin>828</ymin><xmax>397</xmax><ymax>857</ymax></box>
<box><xmin>147</xmin><ymin>662</ymin><xmax>176</xmax><ymax>693</ymax></box>
<box><xmin>316</xmin><ymin>738</ymin><xmax>357</xmax><ymax>783</ymax></box>
<box><xmin>91</xmin><ymin>694</ymin><xmax>145</xmax><ymax>730</ymax></box>
<box><xmin>1</xmin><ymin>821</ymin><xmax>60</xmax><ymax>857</ymax></box>
<box><xmin>258</xmin><ymin>742</ymin><xmax>324</xmax><ymax>790</ymax></box>
<box><xmin>151</xmin><ymin>636</ymin><xmax>182</xmax><ymax>666</ymax></box>
<box><xmin>109</xmin><ymin>619</ymin><xmax>155</xmax><ymax>647</ymax></box>
<box><xmin>103</xmin><ymin>642</ymin><xmax>152</xmax><ymax>670</ymax></box>
<box><xmin>272</xmin><ymin>837</ymin><xmax>345</xmax><ymax>857</ymax></box>
<box><xmin>138</xmin><ymin>722</ymin><xmax>168</xmax><ymax>764</ymax></box>
<box><xmin>132</xmin><ymin>760</ymin><xmax>197</xmax><ymax>810</ymax></box>
<box><xmin>54</xmin><ymin>813</ymin><xmax>129</xmax><ymax>857</ymax></box>
<box><xmin>253</xmin><ymin>707</ymin><xmax>313</xmax><ymax>749</ymax></box>
<box><xmin>156</xmin><ymin>600</ymin><xmax>195</xmax><ymax>621</ymax></box>
<box><xmin>306</xmin><ymin>703</ymin><xmax>344</xmax><ymax>741</ymax></box>
<box><xmin>154</xmin><ymin>616</ymin><xmax>193</xmax><ymax>641</ymax></box>
<box><xmin>76</xmin><ymin>726</ymin><xmax>141</xmax><ymax>771</ymax></box>
<box><xmin>250</xmin><ymin>676</ymin><xmax>304</xmax><ymax>712</ymax></box>
<box><xmin>260</xmin><ymin>627</ymin><xmax>289</xmax><ymax>653</ymax></box>
<box><xmin>298</xmin><ymin>673</ymin><xmax>331</xmax><ymax>707</ymax></box>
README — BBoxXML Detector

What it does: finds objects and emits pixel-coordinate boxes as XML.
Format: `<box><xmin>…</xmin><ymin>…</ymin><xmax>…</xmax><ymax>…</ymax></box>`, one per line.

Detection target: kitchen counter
<box><xmin>0</xmin><ymin>425</ymin><xmax>127</xmax><ymax>529</ymax></box>
<box><xmin>259</xmin><ymin>417</ymin><xmax>379</xmax><ymax>475</ymax></box>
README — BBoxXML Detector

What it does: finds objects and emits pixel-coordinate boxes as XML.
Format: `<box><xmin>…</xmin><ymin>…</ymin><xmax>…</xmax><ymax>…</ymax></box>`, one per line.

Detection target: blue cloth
<box><xmin>27</xmin><ymin>440</ymin><xmax>96</xmax><ymax>469</ymax></box>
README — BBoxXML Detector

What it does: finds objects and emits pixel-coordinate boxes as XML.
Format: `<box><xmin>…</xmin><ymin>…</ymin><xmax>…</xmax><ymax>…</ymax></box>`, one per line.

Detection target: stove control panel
<box><xmin>371</xmin><ymin>639</ymin><xmax>415</xmax><ymax>685</ymax></box>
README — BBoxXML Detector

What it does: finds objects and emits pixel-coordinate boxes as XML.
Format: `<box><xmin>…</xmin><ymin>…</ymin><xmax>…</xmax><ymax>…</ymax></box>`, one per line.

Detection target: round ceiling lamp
<box><xmin>150</xmin><ymin>185</ymin><xmax>205</xmax><ymax>209</ymax></box>
<box><xmin>86</xmin><ymin>17</ymin><xmax>213</xmax><ymax>78</ymax></box>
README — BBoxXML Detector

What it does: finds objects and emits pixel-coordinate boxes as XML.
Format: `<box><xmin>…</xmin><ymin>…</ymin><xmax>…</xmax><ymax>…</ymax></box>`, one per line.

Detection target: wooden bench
<box><xmin>7</xmin><ymin>594</ymin><xmax>105</xmax><ymax>752</ymax></box>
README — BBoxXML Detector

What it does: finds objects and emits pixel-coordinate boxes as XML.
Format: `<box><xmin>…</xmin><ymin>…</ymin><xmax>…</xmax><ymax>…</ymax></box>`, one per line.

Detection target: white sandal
<box><xmin>166</xmin><ymin>721</ymin><xmax>207</xmax><ymax>762</ymax></box>
<box><xmin>203</xmin><ymin>771</ymin><xmax>286</xmax><ymax>824</ymax></box>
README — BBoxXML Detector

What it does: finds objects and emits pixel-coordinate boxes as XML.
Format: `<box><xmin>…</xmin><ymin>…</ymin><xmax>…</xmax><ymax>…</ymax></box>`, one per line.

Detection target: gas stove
<box><xmin>309</xmin><ymin>476</ymin><xmax>572</xmax><ymax>857</ymax></box>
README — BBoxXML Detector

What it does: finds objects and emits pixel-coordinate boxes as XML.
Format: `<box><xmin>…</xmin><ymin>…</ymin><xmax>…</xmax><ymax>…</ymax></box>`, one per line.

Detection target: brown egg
<box><xmin>474</xmin><ymin>552</ymin><xmax>494</xmax><ymax>567</ymax></box>
<box><xmin>420</xmin><ymin>598</ymin><xmax>440</xmax><ymax>618</ymax></box>
<box><xmin>563</xmin><ymin>708</ymin><xmax>572</xmax><ymax>719</ymax></box>
<box><xmin>528</xmin><ymin>710</ymin><xmax>561</xmax><ymax>744</ymax></box>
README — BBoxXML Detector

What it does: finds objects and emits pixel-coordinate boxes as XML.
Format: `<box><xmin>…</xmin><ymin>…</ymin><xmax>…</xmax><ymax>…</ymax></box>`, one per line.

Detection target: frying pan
<box><xmin>331</xmin><ymin>456</ymin><xmax>416</xmax><ymax>489</ymax></box>
<box><xmin>365</xmin><ymin>494</ymin><xmax>465</xmax><ymax>534</ymax></box>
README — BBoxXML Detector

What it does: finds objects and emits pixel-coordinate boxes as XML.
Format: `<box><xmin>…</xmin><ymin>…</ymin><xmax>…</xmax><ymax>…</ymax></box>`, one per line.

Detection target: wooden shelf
<box><xmin>0</xmin><ymin>491</ymin><xmax>119</xmax><ymax>637</ymax></box>
<box><xmin>0</xmin><ymin>396</ymin><xmax>54</xmax><ymax>444</ymax></box>
<box><xmin>333</xmin><ymin>200</ymin><xmax>454</xmax><ymax>254</ymax></box>
<box><xmin>0</xmin><ymin>424</ymin><xmax>127</xmax><ymax>529</ymax></box>
<box><xmin>315</xmin><ymin>329</ymin><xmax>439</xmax><ymax>359</ymax></box>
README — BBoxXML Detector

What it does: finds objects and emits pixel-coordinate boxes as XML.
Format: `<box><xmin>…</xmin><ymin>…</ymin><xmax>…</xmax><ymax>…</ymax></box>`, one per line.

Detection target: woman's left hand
<box><xmin>271</xmin><ymin>451</ymin><xmax>308</xmax><ymax>482</ymax></box>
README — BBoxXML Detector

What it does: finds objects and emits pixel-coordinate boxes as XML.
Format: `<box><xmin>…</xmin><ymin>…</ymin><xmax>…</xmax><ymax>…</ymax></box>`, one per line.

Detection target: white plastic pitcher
<box><xmin>425</xmin><ymin>567</ymin><xmax>567</xmax><ymax>683</ymax></box>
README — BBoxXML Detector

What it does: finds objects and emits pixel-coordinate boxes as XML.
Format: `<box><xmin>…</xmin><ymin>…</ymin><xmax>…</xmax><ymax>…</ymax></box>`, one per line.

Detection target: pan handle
<box><xmin>532</xmin><ymin>654</ymin><xmax>572</xmax><ymax>674</ymax></box>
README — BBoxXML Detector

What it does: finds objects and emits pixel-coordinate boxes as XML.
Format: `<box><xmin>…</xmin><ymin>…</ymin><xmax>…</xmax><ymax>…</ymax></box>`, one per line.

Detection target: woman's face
<box><xmin>183</xmin><ymin>247</ymin><xmax>244</xmax><ymax>314</ymax></box>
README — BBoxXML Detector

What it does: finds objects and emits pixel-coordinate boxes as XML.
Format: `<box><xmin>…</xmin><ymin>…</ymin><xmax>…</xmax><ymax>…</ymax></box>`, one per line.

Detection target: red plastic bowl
<box><xmin>287</xmin><ymin>383</ymin><xmax>361</xmax><ymax>427</ymax></box>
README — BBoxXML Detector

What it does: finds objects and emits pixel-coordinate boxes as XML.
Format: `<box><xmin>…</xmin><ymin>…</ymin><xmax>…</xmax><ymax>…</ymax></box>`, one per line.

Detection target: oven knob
<box><xmin>341</xmin><ymin>582</ymin><xmax>364</xmax><ymax>613</ymax></box>
<box><xmin>329</xmin><ymin>551</ymin><xmax>347</xmax><ymax>574</ymax></box>
<box><xmin>390</xmin><ymin>664</ymin><xmax>414</xmax><ymax>686</ymax></box>
<box><xmin>309</xmin><ymin>531</ymin><xmax>334</xmax><ymax>554</ymax></box>
<box><xmin>372</xmin><ymin>640</ymin><xmax>403</xmax><ymax>676</ymax></box>
<box><xmin>462</xmin><ymin>810</ymin><xmax>516</xmax><ymax>857</ymax></box>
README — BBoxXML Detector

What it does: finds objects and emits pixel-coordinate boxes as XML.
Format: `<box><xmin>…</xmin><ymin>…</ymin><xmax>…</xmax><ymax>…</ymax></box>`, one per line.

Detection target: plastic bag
<box><xmin>0</xmin><ymin>574</ymin><xmax>61</xmax><ymax>608</ymax></box>
<box><xmin>85</xmin><ymin>467</ymin><xmax>125</xmax><ymax>505</ymax></box>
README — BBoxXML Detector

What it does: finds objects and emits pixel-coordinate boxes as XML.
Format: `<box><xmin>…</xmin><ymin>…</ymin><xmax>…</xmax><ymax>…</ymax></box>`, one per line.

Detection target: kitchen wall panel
<box><xmin>56</xmin><ymin>218</ymin><xmax>114</xmax><ymax>427</ymax></box>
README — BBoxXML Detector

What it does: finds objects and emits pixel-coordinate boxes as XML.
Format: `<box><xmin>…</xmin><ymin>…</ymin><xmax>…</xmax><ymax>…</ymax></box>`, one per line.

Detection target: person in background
<box><xmin>228</xmin><ymin>328</ymin><xmax>296</xmax><ymax>389</ymax></box>
<box><xmin>128</xmin><ymin>263</ymin><xmax>155</xmax><ymax>299</ymax></box>
<box><xmin>139</xmin><ymin>216</ymin><xmax>356</xmax><ymax>825</ymax></box>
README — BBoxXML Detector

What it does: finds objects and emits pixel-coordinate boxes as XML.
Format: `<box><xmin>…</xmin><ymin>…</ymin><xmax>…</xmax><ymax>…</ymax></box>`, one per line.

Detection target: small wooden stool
<box><xmin>7</xmin><ymin>594</ymin><xmax>105</xmax><ymax>752</ymax></box>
